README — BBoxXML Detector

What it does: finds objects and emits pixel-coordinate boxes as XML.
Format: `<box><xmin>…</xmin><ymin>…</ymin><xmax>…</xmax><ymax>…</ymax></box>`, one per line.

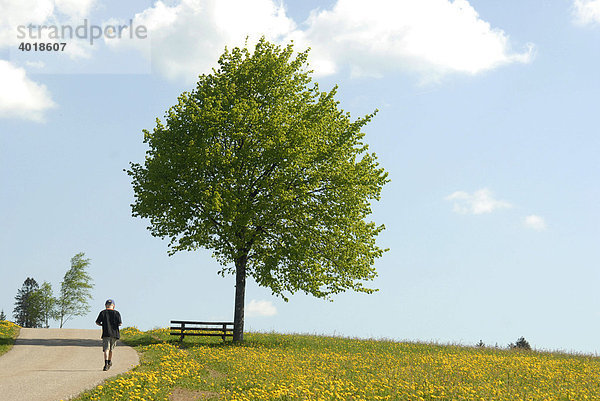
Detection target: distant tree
<box><xmin>509</xmin><ymin>336</ymin><xmax>531</xmax><ymax>351</ymax></box>
<box><xmin>13</xmin><ymin>277</ymin><xmax>44</xmax><ymax>328</ymax></box>
<box><xmin>34</xmin><ymin>282</ymin><xmax>56</xmax><ymax>328</ymax></box>
<box><xmin>56</xmin><ymin>253</ymin><xmax>94</xmax><ymax>328</ymax></box>
<box><xmin>127</xmin><ymin>38</ymin><xmax>389</xmax><ymax>342</ymax></box>
<box><xmin>0</xmin><ymin>310</ymin><xmax>6</xmax><ymax>320</ymax></box>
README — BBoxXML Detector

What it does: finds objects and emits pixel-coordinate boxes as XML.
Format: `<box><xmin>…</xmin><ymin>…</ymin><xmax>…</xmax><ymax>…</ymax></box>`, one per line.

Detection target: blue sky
<box><xmin>1</xmin><ymin>0</ymin><xmax>599</xmax><ymax>353</ymax></box>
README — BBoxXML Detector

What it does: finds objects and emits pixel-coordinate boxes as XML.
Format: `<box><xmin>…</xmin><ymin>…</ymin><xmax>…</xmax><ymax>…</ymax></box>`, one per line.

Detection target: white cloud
<box><xmin>524</xmin><ymin>215</ymin><xmax>547</xmax><ymax>231</ymax></box>
<box><xmin>292</xmin><ymin>0</ymin><xmax>533</xmax><ymax>79</ymax></box>
<box><xmin>0</xmin><ymin>0</ymin><xmax>97</xmax><ymax>47</ymax></box>
<box><xmin>106</xmin><ymin>0</ymin><xmax>532</xmax><ymax>82</ymax></box>
<box><xmin>573</xmin><ymin>0</ymin><xmax>600</xmax><ymax>25</ymax></box>
<box><xmin>246</xmin><ymin>299</ymin><xmax>277</xmax><ymax>317</ymax></box>
<box><xmin>0</xmin><ymin>0</ymin><xmax>54</xmax><ymax>47</ymax></box>
<box><xmin>0</xmin><ymin>0</ymin><xmax>98</xmax><ymax>120</ymax></box>
<box><xmin>106</xmin><ymin>0</ymin><xmax>296</xmax><ymax>83</ymax></box>
<box><xmin>0</xmin><ymin>61</ymin><xmax>56</xmax><ymax>121</ymax></box>
<box><xmin>446</xmin><ymin>188</ymin><xmax>512</xmax><ymax>215</ymax></box>
<box><xmin>55</xmin><ymin>0</ymin><xmax>96</xmax><ymax>19</ymax></box>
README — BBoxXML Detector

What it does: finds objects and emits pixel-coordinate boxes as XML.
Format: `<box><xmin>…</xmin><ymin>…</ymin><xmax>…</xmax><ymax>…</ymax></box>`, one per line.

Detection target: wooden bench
<box><xmin>170</xmin><ymin>320</ymin><xmax>234</xmax><ymax>342</ymax></box>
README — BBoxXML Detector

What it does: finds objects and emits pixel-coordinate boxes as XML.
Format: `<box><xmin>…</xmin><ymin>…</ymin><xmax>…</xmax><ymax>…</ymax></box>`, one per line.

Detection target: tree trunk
<box><xmin>233</xmin><ymin>254</ymin><xmax>247</xmax><ymax>342</ymax></box>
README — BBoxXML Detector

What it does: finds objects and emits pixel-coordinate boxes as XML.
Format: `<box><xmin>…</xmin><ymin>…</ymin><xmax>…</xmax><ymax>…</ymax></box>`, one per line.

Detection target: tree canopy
<box><xmin>57</xmin><ymin>252</ymin><xmax>94</xmax><ymax>328</ymax></box>
<box><xmin>127</xmin><ymin>38</ymin><xmax>389</xmax><ymax>341</ymax></box>
<box><xmin>13</xmin><ymin>277</ymin><xmax>44</xmax><ymax>328</ymax></box>
<box><xmin>34</xmin><ymin>281</ymin><xmax>55</xmax><ymax>328</ymax></box>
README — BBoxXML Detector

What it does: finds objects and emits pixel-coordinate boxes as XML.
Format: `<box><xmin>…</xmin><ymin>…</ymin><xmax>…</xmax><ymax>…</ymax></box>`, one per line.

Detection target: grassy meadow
<box><xmin>70</xmin><ymin>326</ymin><xmax>600</xmax><ymax>401</ymax></box>
<box><xmin>0</xmin><ymin>320</ymin><xmax>20</xmax><ymax>357</ymax></box>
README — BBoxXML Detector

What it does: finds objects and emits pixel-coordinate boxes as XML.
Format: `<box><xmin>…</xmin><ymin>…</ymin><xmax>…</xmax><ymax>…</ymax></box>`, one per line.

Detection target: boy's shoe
<box><xmin>108</xmin><ymin>361</ymin><xmax>112</xmax><ymax>367</ymax></box>
<box><xmin>103</xmin><ymin>365</ymin><xmax>109</xmax><ymax>371</ymax></box>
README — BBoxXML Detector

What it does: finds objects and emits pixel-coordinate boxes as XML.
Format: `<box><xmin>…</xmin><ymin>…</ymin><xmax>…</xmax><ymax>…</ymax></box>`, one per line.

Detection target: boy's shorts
<box><xmin>102</xmin><ymin>337</ymin><xmax>118</xmax><ymax>352</ymax></box>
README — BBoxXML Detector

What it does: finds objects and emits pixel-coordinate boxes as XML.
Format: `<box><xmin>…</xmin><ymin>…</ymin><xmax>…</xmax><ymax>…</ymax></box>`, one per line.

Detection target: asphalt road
<box><xmin>0</xmin><ymin>328</ymin><xmax>139</xmax><ymax>401</ymax></box>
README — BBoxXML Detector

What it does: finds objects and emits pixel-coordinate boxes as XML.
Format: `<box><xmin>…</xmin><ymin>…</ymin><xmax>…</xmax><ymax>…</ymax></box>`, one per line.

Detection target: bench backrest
<box><xmin>170</xmin><ymin>320</ymin><xmax>234</xmax><ymax>340</ymax></box>
<box><xmin>171</xmin><ymin>320</ymin><xmax>234</xmax><ymax>326</ymax></box>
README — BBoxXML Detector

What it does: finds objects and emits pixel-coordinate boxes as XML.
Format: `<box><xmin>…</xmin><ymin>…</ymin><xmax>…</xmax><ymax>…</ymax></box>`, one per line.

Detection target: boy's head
<box><xmin>105</xmin><ymin>299</ymin><xmax>115</xmax><ymax>309</ymax></box>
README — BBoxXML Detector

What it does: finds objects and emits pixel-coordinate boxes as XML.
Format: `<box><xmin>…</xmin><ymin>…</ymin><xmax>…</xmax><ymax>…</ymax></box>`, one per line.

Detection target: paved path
<box><xmin>0</xmin><ymin>328</ymin><xmax>139</xmax><ymax>401</ymax></box>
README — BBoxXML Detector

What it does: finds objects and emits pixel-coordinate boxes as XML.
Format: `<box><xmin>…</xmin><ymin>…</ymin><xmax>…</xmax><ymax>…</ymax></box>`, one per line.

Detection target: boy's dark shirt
<box><xmin>95</xmin><ymin>309</ymin><xmax>122</xmax><ymax>339</ymax></box>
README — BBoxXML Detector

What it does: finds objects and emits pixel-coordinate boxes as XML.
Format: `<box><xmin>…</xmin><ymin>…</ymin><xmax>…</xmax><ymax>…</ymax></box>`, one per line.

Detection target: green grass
<box><xmin>0</xmin><ymin>320</ymin><xmax>20</xmax><ymax>357</ymax></box>
<box><xmin>71</xmin><ymin>327</ymin><xmax>600</xmax><ymax>400</ymax></box>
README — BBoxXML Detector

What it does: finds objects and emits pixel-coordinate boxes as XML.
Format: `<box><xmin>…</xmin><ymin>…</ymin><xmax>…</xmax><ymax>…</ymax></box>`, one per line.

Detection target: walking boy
<box><xmin>95</xmin><ymin>299</ymin><xmax>122</xmax><ymax>371</ymax></box>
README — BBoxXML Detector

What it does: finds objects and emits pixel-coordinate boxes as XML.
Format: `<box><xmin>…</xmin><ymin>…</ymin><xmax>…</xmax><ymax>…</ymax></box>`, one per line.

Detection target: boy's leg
<box><xmin>107</xmin><ymin>337</ymin><xmax>116</xmax><ymax>366</ymax></box>
<box><xmin>102</xmin><ymin>338</ymin><xmax>110</xmax><ymax>370</ymax></box>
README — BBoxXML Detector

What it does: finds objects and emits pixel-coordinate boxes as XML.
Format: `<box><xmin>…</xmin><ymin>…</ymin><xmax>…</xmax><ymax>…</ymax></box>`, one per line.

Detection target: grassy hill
<box><xmin>0</xmin><ymin>320</ymin><xmax>19</xmax><ymax>357</ymax></box>
<box><xmin>72</xmin><ymin>327</ymin><xmax>600</xmax><ymax>400</ymax></box>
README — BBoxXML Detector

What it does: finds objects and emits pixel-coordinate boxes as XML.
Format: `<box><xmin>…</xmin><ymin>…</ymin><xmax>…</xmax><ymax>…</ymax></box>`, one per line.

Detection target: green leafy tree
<box><xmin>0</xmin><ymin>310</ymin><xmax>6</xmax><ymax>321</ymax></box>
<box><xmin>34</xmin><ymin>281</ymin><xmax>56</xmax><ymax>328</ymax></box>
<box><xmin>13</xmin><ymin>277</ymin><xmax>44</xmax><ymax>328</ymax></box>
<box><xmin>57</xmin><ymin>253</ymin><xmax>94</xmax><ymax>328</ymax></box>
<box><xmin>127</xmin><ymin>38</ymin><xmax>389</xmax><ymax>342</ymax></box>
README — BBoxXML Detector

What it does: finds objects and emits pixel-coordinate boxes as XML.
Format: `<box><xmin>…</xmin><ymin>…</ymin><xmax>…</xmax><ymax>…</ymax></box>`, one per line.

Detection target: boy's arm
<box><xmin>95</xmin><ymin>311</ymin><xmax>103</xmax><ymax>326</ymax></box>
